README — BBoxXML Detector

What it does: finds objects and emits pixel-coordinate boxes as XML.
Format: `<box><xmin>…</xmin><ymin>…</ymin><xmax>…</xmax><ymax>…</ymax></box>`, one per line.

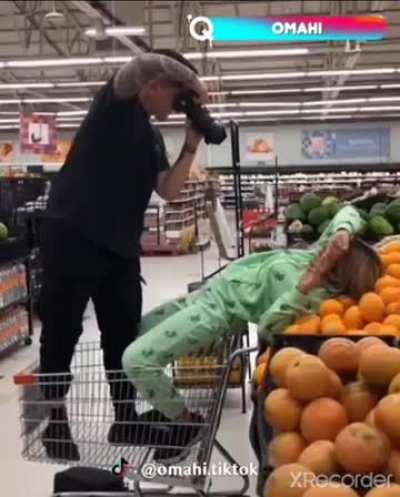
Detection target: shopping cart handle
<box><xmin>13</xmin><ymin>361</ymin><xmax>39</xmax><ymax>385</ymax></box>
<box><xmin>228</xmin><ymin>346</ymin><xmax>258</xmax><ymax>370</ymax></box>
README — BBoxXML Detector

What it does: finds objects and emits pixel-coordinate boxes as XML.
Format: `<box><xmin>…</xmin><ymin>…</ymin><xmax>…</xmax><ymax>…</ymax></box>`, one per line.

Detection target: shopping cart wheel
<box><xmin>24</xmin><ymin>336</ymin><xmax>32</xmax><ymax>346</ymax></box>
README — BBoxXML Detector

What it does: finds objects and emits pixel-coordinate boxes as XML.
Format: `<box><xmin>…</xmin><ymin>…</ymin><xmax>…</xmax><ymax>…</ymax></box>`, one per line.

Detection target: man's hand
<box><xmin>298</xmin><ymin>230</ymin><xmax>352</xmax><ymax>294</ymax></box>
<box><xmin>184</xmin><ymin>120</ymin><xmax>202</xmax><ymax>153</ymax></box>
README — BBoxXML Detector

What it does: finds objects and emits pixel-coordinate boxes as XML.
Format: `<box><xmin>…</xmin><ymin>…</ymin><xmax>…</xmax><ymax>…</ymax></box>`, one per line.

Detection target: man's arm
<box><xmin>156</xmin><ymin>121</ymin><xmax>202</xmax><ymax>200</ymax></box>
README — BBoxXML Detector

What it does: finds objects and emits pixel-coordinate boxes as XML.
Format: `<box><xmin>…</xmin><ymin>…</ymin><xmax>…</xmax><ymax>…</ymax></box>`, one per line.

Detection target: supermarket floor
<box><xmin>0</xmin><ymin>245</ymin><xmax>258</xmax><ymax>497</ymax></box>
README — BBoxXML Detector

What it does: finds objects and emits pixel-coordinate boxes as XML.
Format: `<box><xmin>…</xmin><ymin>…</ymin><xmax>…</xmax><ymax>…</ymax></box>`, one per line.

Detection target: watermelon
<box><xmin>369</xmin><ymin>202</ymin><xmax>387</xmax><ymax>218</ymax></box>
<box><xmin>385</xmin><ymin>201</ymin><xmax>400</xmax><ymax>224</ymax></box>
<box><xmin>308</xmin><ymin>206</ymin><xmax>331</xmax><ymax>227</ymax></box>
<box><xmin>357</xmin><ymin>207</ymin><xmax>369</xmax><ymax>221</ymax></box>
<box><xmin>322</xmin><ymin>196</ymin><xmax>339</xmax><ymax>206</ymax></box>
<box><xmin>286</xmin><ymin>203</ymin><xmax>306</xmax><ymax>222</ymax></box>
<box><xmin>299</xmin><ymin>193</ymin><xmax>322</xmax><ymax>213</ymax></box>
<box><xmin>369</xmin><ymin>216</ymin><xmax>394</xmax><ymax>236</ymax></box>
<box><xmin>0</xmin><ymin>223</ymin><xmax>8</xmax><ymax>241</ymax></box>
<box><xmin>318</xmin><ymin>219</ymin><xmax>331</xmax><ymax>235</ymax></box>
<box><xmin>327</xmin><ymin>202</ymin><xmax>343</xmax><ymax>218</ymax></box>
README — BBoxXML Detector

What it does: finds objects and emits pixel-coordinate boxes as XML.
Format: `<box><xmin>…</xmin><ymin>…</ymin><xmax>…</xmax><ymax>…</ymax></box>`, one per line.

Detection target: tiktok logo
<box><xmin>111</xmin><ymin>457</ymin><xmax>130</xmax><ymax>479</ymax></box>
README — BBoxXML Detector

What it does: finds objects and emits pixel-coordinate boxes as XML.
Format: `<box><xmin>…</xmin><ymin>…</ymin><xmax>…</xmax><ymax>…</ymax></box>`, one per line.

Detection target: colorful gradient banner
<box><xmin>203</xmin><ymin>16</ymin><xmax>388</xmax><ymax>43</ymax></box>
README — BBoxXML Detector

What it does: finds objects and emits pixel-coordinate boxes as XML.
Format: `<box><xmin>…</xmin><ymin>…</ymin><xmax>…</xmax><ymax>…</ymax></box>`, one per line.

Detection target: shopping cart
<box><xmin>14</xmin><ymin>338</ymin><xmax>256</xmax><ymax>497</ymax></box>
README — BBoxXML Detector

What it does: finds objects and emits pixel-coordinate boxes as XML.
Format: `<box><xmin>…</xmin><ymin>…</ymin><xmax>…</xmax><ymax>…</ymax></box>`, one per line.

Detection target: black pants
<box><xmin>39</xmin><ymin>219</ymin><xmax>141</xmax><ymax>420</ymax></box>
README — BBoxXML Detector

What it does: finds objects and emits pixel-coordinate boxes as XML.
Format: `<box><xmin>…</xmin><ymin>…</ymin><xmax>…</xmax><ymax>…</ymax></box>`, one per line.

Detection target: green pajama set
<box><xmin>122</xmin><ymin>206</ymin><xmax>364</xmax><ymax>420</ymax></box>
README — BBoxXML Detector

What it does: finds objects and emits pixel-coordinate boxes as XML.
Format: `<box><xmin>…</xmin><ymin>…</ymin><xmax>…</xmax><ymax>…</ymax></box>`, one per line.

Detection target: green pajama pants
<box><xmin>122</xmin><ymin>282</ymin><xmax>244</xmax><ymax>420</ymax></box>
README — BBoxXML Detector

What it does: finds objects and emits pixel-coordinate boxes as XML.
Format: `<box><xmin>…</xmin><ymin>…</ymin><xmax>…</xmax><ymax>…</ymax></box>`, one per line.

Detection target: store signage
<box><xmin>244</xmin><ymin>133</ymin><xmax>275</xmax><ymax>163</ymax></box>
<box><xmin>0</xmin><ymin>142</ymin><xmax>14</xmax><ymax>163</ymax></box>
<box><xmin>20</xmin><ymin>114</ymin><xmax>58</xmax><ymax>155</ymax></box>
<box><xmin>187</xmin><ymin>15</ymin><xmax>387</xmax><ymax>46</ymax></box>
<box><xmin>302</xmin><ymin>128</ymin><xmax>390</xmax><ymax>160</ymax></box>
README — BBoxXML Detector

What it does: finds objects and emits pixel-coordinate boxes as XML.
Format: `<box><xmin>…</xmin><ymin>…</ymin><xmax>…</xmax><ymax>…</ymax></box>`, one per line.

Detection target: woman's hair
<box><xmin>325</xmin><ymin>237</ymin><xmax>382</xmax><ymax>300</ymax></box>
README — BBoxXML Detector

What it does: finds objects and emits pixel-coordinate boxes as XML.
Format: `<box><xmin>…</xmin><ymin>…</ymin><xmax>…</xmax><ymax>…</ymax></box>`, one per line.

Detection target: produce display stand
<box><xmin>253</xmin><ymin>333</ymin><xmax>399</xmax><ymax>496</ymax></box>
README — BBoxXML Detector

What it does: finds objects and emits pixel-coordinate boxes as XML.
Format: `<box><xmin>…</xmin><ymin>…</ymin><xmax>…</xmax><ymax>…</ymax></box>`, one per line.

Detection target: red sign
<box><xmin>20</xmin><ymin>114</ymin><xmax>58</xmax><ymax>154</ymax></box>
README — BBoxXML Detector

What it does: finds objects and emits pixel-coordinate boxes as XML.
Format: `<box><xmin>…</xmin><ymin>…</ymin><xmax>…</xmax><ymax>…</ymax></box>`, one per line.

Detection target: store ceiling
<box><xmin>0</xmin><ymin>1</ymin><xmax>400</xmax><ymax>127</ymax></box>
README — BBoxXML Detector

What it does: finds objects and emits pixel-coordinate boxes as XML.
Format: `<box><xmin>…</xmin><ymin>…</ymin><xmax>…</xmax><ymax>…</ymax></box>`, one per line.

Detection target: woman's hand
<box><xmin>299</xmin><ymin>230</ymin><xmax>352</xmax><ymax>294</ymax></box>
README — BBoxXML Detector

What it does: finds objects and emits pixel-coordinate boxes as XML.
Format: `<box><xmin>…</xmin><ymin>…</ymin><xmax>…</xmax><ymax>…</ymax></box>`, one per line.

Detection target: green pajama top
<box><xmin>122</xmin><ymin>206</ymin><xmax>364</xmax><ymax>420</ymax></box>
<box><xmin>223</xmin><ymin>205</ymin><xmax>364</xmax><ymax>339</ymax></box>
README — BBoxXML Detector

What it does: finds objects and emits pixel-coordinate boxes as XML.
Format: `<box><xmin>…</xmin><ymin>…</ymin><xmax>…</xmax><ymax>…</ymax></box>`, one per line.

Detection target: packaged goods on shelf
<box><xmin>0</xmin><ymin>306</ymin><xmax>29</xmax><ymax>352</ymax></box>
<box><xmin>0</xmin><ymin>262</ymin><xmax>27</xmax><ymax>309</ymax></box>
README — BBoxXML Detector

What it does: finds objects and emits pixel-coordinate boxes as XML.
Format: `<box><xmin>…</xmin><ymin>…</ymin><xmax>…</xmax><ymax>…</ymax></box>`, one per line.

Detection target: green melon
<box><xmin>299</xmin><ymin>192</ymin><xmax>322</xmax><ymax>213</ymax></box>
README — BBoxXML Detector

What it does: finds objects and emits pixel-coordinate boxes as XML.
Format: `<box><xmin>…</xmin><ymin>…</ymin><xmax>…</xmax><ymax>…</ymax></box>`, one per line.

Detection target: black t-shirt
<box><xmin>47</xmin><ymin>79</ymin><xmax>170</xmax><ymax>259</ymax></box>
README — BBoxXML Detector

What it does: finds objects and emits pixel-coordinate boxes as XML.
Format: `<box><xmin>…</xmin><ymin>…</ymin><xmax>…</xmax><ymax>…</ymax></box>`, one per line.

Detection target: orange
<box><xmin>300</xmin><ymin>398</ymin><xmax>349</xmax><ymax>443</ymax></box>
<box><xmin>375</xmin><ymin>275</ymin><xmax>400</xmax><ymax>293</ymax></box>
<box><xmin>365</xmin><ymin>408</ymin><xmax>377</xmax><ymax>427</ymax></box>
<box><xmin>338</xmin><ymin>295</ymin><xmax>356</xmax><ymax>310</ymax></box>
<box><xmin>269</xmin><ymin>347</ymin><xmax>304</xmax><ymax>387</ymax></box>
<box><xmin>365</xmin><ymin>484</ymin><xmax>400</xmax><ymax>496</ymax></box>
<box><xmin>387</xmin><ymin>450</ymin><xmax>400</xmax><ymax>483</ymax></box>
<box><xmin>379</xmin><ymin>324</ymin><xmax>399</xmax><ymax>336</ymax></box>
<box><xmin>295</xmin><ymin>314</ymin><xmax>321</xmax><ymax>335</ymax></box>
<box><xmin>383</xmin><ymin>314</ymin><xmax>400</xmax><ymax>330</ymax></box>
<box><xmin>364</xmin><ymin>322</ymin><xmax>383</xmax><ymax>334</ymax></box>
<box><xmin>298</xmin><ymin>440</ymin><xmax>338</xmax><ymax>476</ymax></box>
<box><xmin>387</xmin><ymin>263</ymin><xmax>400</xmax><ymax>279</ymax></box>
<box><xmin>380</xmin><ymin>241</ymin><xmax>400</xmax><ymax>254</ymax></box>
<box><xmin>318</xmin><ymin>338</ymin><xmax>359</xmax><ymax>375</ymax></box>
<box><xmin>320</xmin><ymin>299</ymin><xmax>345</xmax><ymax>317</ymax></box>
<box><xmin>284</xmin><ymin>324</ymin><xmax>300</xmax><ymax>334</ymax></box>
<box><xmin>359</xmin><ymin>345</ymin><xmax>400</xmax><ymax>388</ymax></box>
<box><xmin>359</xmin><ymin>292</ymin><xmax>385</xmax><ymax>322</ymax></box>
<box><xmin>343</xmin><ymin>305</ymin><xmax>365</xmax><ymax>330</ymax></box>
<box><xmin>381</xmin><ymin>252</ymin><xmax>400</xmax><ymax>268</ymax></box>
<box><xmin>375</xmin><ymin>394</ymin><xmax>400</xmax><ymax>445</ymax></box>
<box><xmin>327</xmin><ymin>370</ymin><xmax>344</xmax><ymax>400</ymax></box>
<box><xmin>268</xmin><ymin>432</ymin><xmax>307</xmax><ymax>468</ymax></box>
<box><xmin>387</xmin><ymin>302</ymin><xmax>400</xmax><ymax>315</ymax></box>
<box><xmin>304</xmin><ymin>486</ymin><xmax>359</xmax><ymax>497</ymax></box>
<box><xmin>264</xmin><ymin>388</ymin><xmax>303</xmax><ymax>432</ymax></box>
<box><xmin>253</xmin><ymin>362</ymin><xmax>268</xmax><ymax>386</ymax></box>
<box><xmin>321</xmin><ymin>314</ymin><xmax>347</xmax><ymax>335</ymax></box>
<box><xmin>380</xmin><ymin>286</ymin><xmax>400</xmax><ymax>305</ymax></box>
<box><xmin>286</xmin><ymin>355</ymin><xmax>331</xmax><ymax>402</ymax></box>
<box><xmin>341</xmin><ymin>381</ymin><xmax>379</xmax><ymax>422</ymax></box>
<box><xmin>264</xmin><ymin>463</ymin><xmax>314</xmax><ymax>497</ymax></box>
<box><xmin>389</xmin><ymin>372</ymin><xmax>400</xmax><ymax>394</ymax></box>
<box><xmin>355</xmin><ymin>336</ymin><xmax>388</xmax><ymax>355</ymax></box>
<box><xmin>334</xmin><ymin>422</ymin><xmax>391</xmax><ymax>474</ymax></box>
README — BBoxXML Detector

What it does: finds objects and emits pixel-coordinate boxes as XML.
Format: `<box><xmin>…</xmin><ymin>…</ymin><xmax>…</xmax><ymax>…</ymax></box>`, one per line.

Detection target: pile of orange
<box><xmin>285</xmin><ymin>241</ymin><xmax>400</xmax><ymax>336</ymax></box>
<box><xmin>263</xmin><ymin>338</ymin><xmax>400</xmax><ymax>497</ymax></box>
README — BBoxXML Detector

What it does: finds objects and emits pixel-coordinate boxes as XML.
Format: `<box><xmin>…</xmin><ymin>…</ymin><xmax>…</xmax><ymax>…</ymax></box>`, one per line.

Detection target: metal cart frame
<box><xmin>14</xmin><ymin>339</ymin><xmax>257</xmax><ymax>497</ymax></box>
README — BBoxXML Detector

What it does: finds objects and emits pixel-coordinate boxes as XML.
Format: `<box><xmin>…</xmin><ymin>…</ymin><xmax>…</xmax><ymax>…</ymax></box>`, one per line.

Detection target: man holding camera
<box><xmin>39</xmin><ymin>49</ymin><xmax>207</xmax><ymax>460</ymax></box>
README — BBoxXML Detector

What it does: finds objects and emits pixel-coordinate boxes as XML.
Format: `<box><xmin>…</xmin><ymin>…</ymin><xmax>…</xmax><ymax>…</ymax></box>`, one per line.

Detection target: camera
<box><xmin>173</xmin><ymin>89</ymin><xmax>227</xmax><ymax>145</ymax></box>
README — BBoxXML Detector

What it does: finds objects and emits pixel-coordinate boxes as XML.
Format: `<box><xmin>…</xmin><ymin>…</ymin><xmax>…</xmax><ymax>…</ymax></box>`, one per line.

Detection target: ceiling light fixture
<box><xmin>184</xmin><ymin>48</ymin><xmax>310</xmax><ymax>60</ymax></box>
<box><xmin>85</xmin><ymin>26</ymin><xmax>146</xmax><ymax>38</ymax></box>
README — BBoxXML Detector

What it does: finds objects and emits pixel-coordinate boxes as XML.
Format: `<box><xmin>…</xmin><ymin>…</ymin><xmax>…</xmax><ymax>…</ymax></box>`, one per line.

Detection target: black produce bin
<box><xmin>252</xmin><ymin>334</ymin><xmax>398</xmax><ymax>496</ymax></box>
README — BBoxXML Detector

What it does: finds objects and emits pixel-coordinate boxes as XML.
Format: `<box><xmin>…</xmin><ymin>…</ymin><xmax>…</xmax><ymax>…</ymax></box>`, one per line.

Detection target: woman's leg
<box><xmin>139</xmin><ymin>295</ymin><xmax>191</xmax><ymax>335</ymax></box>
<box><xmin>122</xmin><ymin>298</ymin><xmax>231</xmax><ymax>420</ymax></box>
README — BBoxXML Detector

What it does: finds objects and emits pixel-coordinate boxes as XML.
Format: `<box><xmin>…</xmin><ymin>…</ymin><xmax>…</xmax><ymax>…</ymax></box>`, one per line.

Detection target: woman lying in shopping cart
<box><xmin>122</xmin><ymin>205</ymin><xmax>381</xmax><ymax>462</ymax></box>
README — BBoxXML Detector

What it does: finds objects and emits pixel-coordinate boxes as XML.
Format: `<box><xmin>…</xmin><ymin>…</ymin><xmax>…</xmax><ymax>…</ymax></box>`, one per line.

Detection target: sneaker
<box><xmin>41</xmin><ymin>407</ymin><xmax>80</xmax><ymax>461</ymax></box>
<box><xmin>153</xmin><ymin>412</ymin><xmax>205</xmax><ymax>464</ymax></box>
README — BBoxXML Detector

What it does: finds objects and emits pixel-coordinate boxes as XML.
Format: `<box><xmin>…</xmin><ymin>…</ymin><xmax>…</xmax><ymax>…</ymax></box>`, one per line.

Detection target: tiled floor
<box><xmin>0</xmin><ymin>246</ymin><xmax>258</xmax><ymax>497</ymax></box>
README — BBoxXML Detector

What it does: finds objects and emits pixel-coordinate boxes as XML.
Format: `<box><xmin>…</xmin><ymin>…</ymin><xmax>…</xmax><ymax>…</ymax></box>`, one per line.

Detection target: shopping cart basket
<box><xmin>14</xmin><ymin>338</ymin><xmax>256</xmax><ymax>497</ymax></box>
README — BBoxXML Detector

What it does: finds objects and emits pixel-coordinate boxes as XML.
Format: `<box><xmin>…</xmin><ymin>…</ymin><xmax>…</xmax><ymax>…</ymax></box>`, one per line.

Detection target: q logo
<box><xmin>187</xmin><ymin>15</ymin><xmax>213</xmax><ymax>46</ymax></box>
<box><xmin>112</xmin><ymin>457</ymin><xmax>130</xmax><ymax>479</ymax></box>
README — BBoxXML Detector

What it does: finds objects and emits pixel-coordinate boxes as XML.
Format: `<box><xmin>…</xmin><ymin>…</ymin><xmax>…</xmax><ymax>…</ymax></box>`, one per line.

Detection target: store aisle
<box><xmin>0</xmin><ymin>248</ymin><xmax>258</xmax><ymax>497</ymax></box>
